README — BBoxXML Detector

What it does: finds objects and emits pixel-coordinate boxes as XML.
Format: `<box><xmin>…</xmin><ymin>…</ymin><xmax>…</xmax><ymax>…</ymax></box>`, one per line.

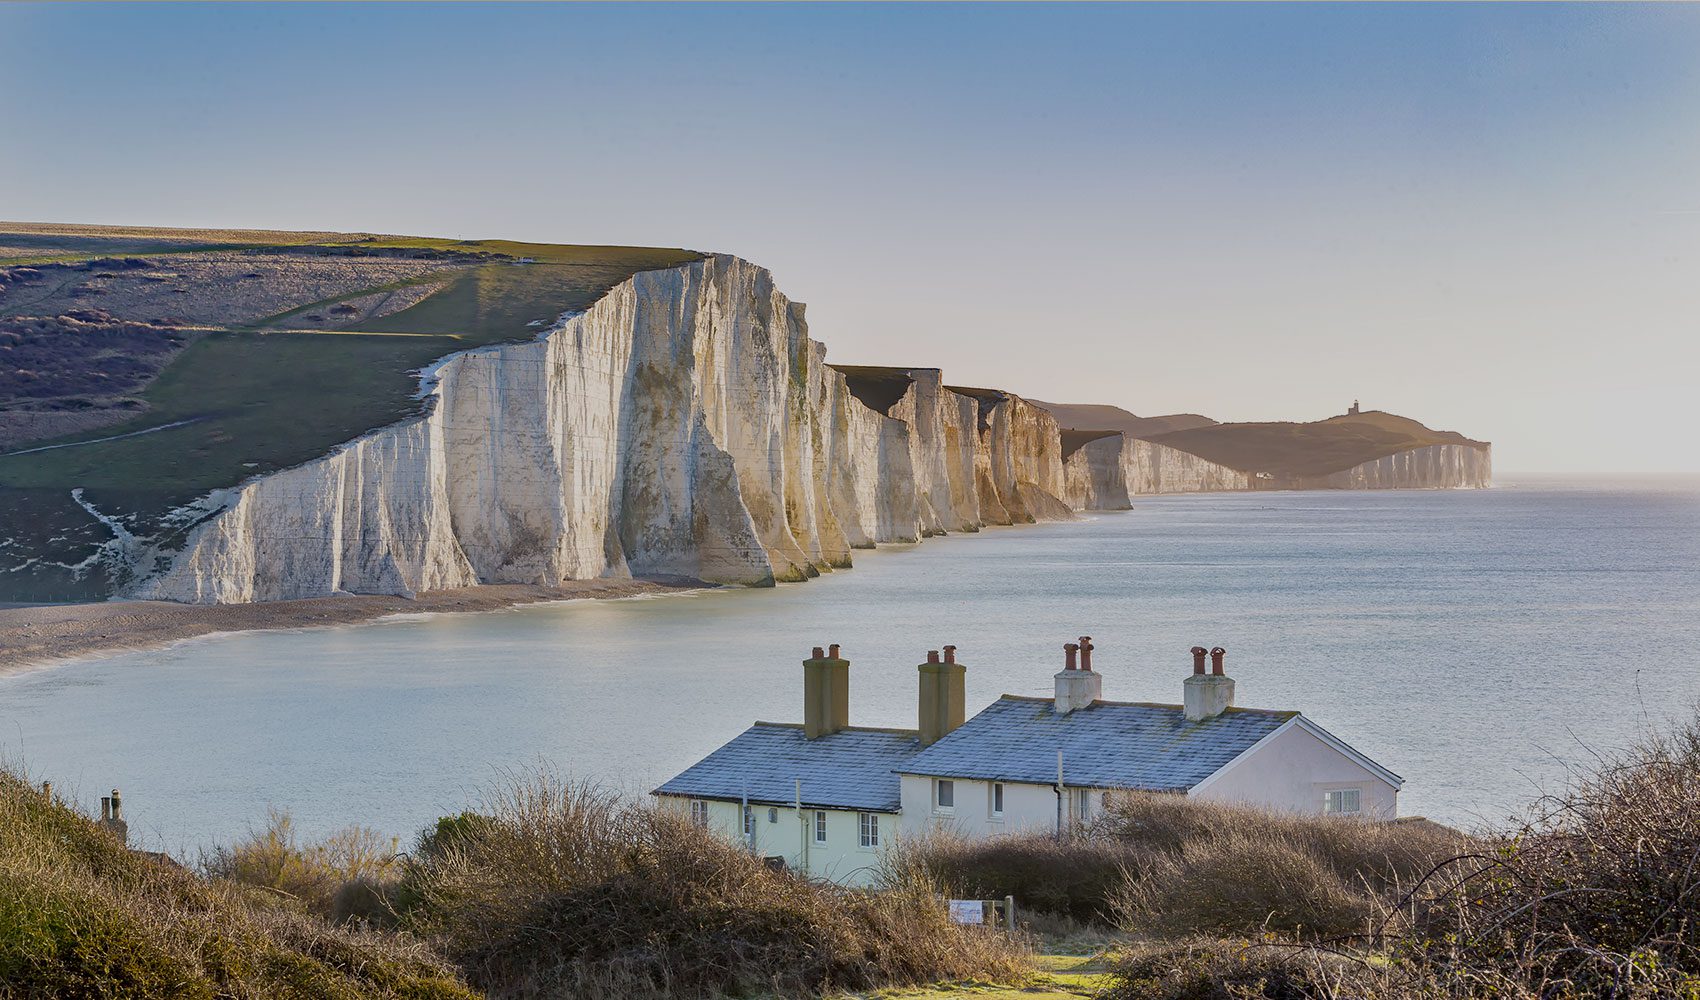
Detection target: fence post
<box><xmin>1004</xmin><ymin>895</ymin><xmax>1016</xmax><ymax>931</ymax></box>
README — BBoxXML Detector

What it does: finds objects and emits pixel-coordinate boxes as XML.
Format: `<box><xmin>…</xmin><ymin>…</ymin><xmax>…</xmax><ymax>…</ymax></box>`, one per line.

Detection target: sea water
<box><xmin>3</xmin><ymin>477</ymin><xmax>1696</xmax><ymax>855</ymax></box>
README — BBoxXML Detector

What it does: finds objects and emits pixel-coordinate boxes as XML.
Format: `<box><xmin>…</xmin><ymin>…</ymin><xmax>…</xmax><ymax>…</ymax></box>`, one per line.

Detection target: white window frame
<box><xmin>743</xmin><ymin>804</ymin><xmax>755</xmax><ymax>836</ymax></box>
<box><xmin>1073</xmin><ymin>787</ymin><xmax>1092</xmax><ymax>823</ymax></box>
<box><xmin>767</xmin><ymin>807</ymin><xmax>779</xmax><ymax>824</ymax></box>
<box><xmin>1323</xmin><ymin>788</ymin><xmax>1362</xmax><ymax>816</ymax></box>
<box><xmin>935</xmin><ymin>778</ymin><xmax>955</xmax><ymax>812</ymax></box>
<box><xmin>690</xmin><ymin>799</ymin><xmax>709</xmax><ymax>828</ymax></box>
<box><xmin>858</xmin><ymin>811</ymin><xmax>880</xmax><ymax>849</ymax></box>
<box><xmin>814</xmin><ymin>810</ymin><xmax>828</xmax><ymax>844</ymax></box>
<box><xmin>990</xmin><ymin>782</ymin><xmax>1005</xmax><ymax>819</ymax></box>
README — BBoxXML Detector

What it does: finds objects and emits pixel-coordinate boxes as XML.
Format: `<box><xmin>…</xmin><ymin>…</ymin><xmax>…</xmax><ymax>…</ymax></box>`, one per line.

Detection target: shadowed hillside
<box><xmin>1029</xmin><ymin>400</ymin><xmax>1217</xmax><ymax>439</ymax></box>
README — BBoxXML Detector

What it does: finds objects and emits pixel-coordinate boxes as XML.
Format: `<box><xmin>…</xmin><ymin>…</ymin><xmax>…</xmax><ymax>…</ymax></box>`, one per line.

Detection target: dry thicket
<box><xmin>399</xmin><ymin>772</ymin><xmax>1026</xmax><ymax>999</ymax></box>
<box><xmin>0</xmin><ymin>769</ymin><xmax>474</xmax><ymax>999</ymax></box>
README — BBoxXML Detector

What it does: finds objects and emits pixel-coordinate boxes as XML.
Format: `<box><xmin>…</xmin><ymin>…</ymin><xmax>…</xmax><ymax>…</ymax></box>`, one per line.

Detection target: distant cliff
<box><xmin>1055</xmin><ymin>405</ymin><xmax>1490</xmax><ymax>509</ymax></box>
<box><xmin>134</xmin><ymin>257</ymin><xmax>1075</xmax><ymax>603</ymax></box>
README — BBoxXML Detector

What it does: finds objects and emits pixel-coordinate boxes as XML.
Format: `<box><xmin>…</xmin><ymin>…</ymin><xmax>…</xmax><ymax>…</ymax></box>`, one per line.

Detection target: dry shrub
<box><xmin>902</xmin><ymin>792</ymin><xmax>1463</xmax><ymax>938</ymax></box>
<box><xmin>1119</xmin><ymin>834</ymin><xmax>1376</xmax><ymax>939</ymax></box>
<box><xmin>404</xmin><ymin>772</ymin><xmax>1025</xmax><ymax>999</ymax></box>
<box><xmin>1396</xmin><ymin>718</ymin><xmax>1700</xmax><ymax>998</ymax></box>
<box><xmin>202</xmin><ymin>807</ymin><xmax>401</xmax><ymax>923</ymax></box>
<box><xmin>900</xmin><ymin>827</ymin><xmax>1140</xmax><ymax>922</ymax></box>
<box><xmin>1099</xmin><ymin>937</ymin><xmax>1418</xmax><ymax>1000</ymax></box>
<box><xmin>0</xmin><ymin>768</ymin><xmax>473</xmax><ymax>999</ymax></box>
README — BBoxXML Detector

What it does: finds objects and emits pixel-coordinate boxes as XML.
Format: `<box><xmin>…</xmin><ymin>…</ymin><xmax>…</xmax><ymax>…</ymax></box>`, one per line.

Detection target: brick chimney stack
<box><xmin>804</xmin><ymin>644</ymin><xmax>850</xmax><ymax>739</ymax></box>
<box><xmin>1054</xmin><ymin>636</ymin><xmax>1102</xmax><ymax>715</ymax></box>
<box><xmin>1184</xmin><ymin>646</ymin><xmax>1235</xmax><ymax>722</ymax></box>
<box><xmin>918</xmin><ymin>644</ymin><xmax>966</xmax><ymax>746</ymax></box>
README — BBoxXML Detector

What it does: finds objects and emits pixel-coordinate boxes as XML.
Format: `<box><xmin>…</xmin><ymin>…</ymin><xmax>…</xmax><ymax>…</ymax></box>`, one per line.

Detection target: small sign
<box><xmin>948</xmin><ymin>899</ymin><xmax>984</xmax><ymax>925</ymax></box>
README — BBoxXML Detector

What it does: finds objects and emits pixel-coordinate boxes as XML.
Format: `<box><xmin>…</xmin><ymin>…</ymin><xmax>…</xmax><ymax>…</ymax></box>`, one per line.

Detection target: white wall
<box><xmin>655</xmin><ymin>795</ymin><xmax>894</xmax><ymax>886</ymax></box>
<box><xmin>1190</xmin><ymin>722</ymin><xmax>1398</xmax><ymax>818</ymax></box>
<box><xmin>898</xmin><ymin>774</ymin><xmax>1113</xmax><ymax>840</ymax></box>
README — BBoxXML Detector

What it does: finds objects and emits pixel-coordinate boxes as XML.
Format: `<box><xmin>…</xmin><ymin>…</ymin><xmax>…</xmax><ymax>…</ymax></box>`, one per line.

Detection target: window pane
<box><xmin>992</xmin><ymin>783</ymin><xmax>1004</xmax><ymax>814</ymax></box>
<box><xmin>938</xmin><ymin>780</ymin><xmax>954</xmax><ymax>808</ymax></box>
<box><xmin>815</xmin><ymin>811</ymin><xmax>827</xmax><ymax>843</ymax></box>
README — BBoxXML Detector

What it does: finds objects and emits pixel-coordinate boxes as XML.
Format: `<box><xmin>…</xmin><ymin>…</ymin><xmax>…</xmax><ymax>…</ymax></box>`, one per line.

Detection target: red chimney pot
<box><xmin>1064</xmin><ymin>642</ymin><xmax>1079</xmax><ymax>671</ymax></box>
<box><xmin>1211</xmin><ymin>647</ymin><xmax>1226</xmax><ymax>675</ymax></box>
<box><xmin>1190</xmin><ymin>646</ymin><xmax>1208</xmax><ymax>675</ymax></box>
<box><xmin>942</xmin><ymin>645</ymin><xmax>956</xmax><ymax>664</ymax></box>
<box><xmin>1078</xmin><ymin>636</ymin><xmax>1094</xmax><ymax>672</ymax></box>
<box><xmin>829</xmin><ymin>643</ymin><xmax>841</xmax><ymax>659</ymax></box>
<box><xmin>812</xmin><ymin>646</ymin><xmax>825</xmax><ymax>660</ymax></box>
<box><xmin>927</xmin><ymin>649</ymin><xmax>940</xmax><ymax>664</ymax></box>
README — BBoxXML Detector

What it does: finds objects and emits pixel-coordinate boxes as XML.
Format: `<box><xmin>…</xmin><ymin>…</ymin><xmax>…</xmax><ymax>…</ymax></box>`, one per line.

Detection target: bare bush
<box><xmin>404</xmin><ymin>771</ymin><xmax>1026</xmax><ymax>999</ymax></box>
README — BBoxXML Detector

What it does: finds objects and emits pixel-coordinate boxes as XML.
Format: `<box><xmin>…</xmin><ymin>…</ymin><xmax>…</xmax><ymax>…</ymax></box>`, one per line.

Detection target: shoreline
<box><xmin>0</xmin><ymin>577</ymin><xmax>708</xmax><ymax>677</ymax></box>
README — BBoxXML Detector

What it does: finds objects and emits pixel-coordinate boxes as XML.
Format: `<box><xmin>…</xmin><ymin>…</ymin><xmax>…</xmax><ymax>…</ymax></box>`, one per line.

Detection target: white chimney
<box><xmin>1183</xmin><ymin>646</ymin><xmax>1235</xmax><ymax>722</ymax></box>
<box><xmin>1053</xmin><ymin>636</ymin><xmax>1101</xmax><ymax>715</ymax></box>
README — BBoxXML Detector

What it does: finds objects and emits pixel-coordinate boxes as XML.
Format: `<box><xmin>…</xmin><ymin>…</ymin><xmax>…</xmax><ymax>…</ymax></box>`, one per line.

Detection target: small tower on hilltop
<box><xmin>1348</xmin><ymin>399</ymin><xmax>1361</xmax><ymax>415</ymax></box>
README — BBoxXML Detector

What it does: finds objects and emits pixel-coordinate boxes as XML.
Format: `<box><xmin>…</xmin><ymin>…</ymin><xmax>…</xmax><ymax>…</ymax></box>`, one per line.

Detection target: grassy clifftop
<box><xmin>0</xmin><ymin>222</ymin><xmax>701</xmax><ymax>601</ymax></box>
<box><xmin>1146</xmin><ymin>410</ymin><xmax>1488</xmax><ymax>479</ymax></box>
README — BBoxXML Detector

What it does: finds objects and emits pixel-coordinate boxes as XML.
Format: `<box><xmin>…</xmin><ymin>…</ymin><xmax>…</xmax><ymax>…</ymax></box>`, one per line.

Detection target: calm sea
<box><xmin>4</xmin><ymin>477</ymin><xmax>1697</xmax><ymax>855</ymax></box>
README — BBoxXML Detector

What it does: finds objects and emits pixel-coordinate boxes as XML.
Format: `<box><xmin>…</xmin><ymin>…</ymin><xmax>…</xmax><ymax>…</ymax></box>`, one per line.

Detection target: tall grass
<box><xmin>0</xmin><ymin>769</ymin><xmax>474</xmax><ymax>999</ymax></box>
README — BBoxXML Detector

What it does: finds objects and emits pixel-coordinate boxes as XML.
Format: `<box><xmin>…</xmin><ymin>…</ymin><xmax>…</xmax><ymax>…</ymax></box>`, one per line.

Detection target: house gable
<box><xmin>1188</xmin><ymin>716</ymin><xmax>1400</xmax><ymax>817</ymax></box>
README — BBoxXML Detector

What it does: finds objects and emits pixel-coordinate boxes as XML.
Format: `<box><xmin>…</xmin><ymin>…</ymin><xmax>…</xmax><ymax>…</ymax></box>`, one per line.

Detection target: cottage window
<box><xmin>935</xmin><ymin>779</ymin><xmax>955</xmax><ymax>810</ymax></box>
<box><xmin>768</xmin><ymin>807</ymin><xmax>779</xmax><ymax>824</ymax></box>
<box><xmin>990</xmin><ymin>782</ymin><xmax>1004</xmax><ymax>817</ymax></box>
<box><xmin>815</xmin><ymin>810</ymin><xmax>828</xmax><ymax>844</ymax></box>
<box><xmin>858</xmin><ymin>812</ymin><xmax>880</xmax><ymax>848</ymax></box>
<box><xmin>743</xmin><ymin>805</ymin><xmax>755</xmax><ymax>836</ymax></box>
<box><xmin>690</xmin><ymin>800</ymin><xmax>709</xmax><ymax>828</ymax></box>
<box><xmin>1073</xmin><ymin>788</ymin><xmax>1091</xmax><ymax>823</ymax></box>
<box><xmin>1323</xmin><ymin>789</ymin><xmax>1362</xmax><ymax>815</ymax></box>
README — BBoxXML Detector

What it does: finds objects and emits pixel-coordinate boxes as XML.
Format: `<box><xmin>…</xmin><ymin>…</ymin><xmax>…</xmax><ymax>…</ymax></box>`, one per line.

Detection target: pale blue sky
<box><xmin>4</xmin><ymin>3</ymin><xmax>1697</xmax><ymax>473</ymax></box>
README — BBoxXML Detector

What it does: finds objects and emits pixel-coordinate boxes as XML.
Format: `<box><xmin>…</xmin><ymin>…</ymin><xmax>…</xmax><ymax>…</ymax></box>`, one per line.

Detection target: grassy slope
<box><xmin>0</xmin><ymin>770</ymin><xmax>475</xmax><ymax>998</ymax></box>
<box><xmin>1145</xmin><ymin>410</ymin><xmax>1488</xmax><ymax>479</ymax></box>
<box><xmin>1027</xmin><ymin>401</ymin><xmax>1217</xmax><ymax>440</ymax></box>
<box><xmin>0</xmin><ymin>224</ymin><xmax>700</xmax><ymax>601</ymax></box>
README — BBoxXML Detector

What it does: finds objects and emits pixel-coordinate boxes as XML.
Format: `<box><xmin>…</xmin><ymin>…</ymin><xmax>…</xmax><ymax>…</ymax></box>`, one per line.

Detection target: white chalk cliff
<box><xmin>132</xmin><ymin>256</ymin><xmax>1076</xmax><ymax>603</ymax></box>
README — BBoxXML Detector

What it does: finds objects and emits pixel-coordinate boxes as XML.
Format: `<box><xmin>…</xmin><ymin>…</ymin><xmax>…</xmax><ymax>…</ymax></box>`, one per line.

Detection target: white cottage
<box><xmin>653</xmin><ymin>640</ymin><xmax>1401</xmax><ymax>886</ymax></box>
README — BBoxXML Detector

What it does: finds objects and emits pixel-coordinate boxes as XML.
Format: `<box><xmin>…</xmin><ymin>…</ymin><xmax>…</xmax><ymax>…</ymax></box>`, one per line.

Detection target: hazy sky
<box><xmin>4</xmin><ymin>3</ymin><xmax>1697</xmax><ymax>474</ymax></box>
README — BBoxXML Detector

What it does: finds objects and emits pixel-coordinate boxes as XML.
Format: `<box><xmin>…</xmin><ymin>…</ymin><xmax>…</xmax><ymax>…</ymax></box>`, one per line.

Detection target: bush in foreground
<box><xmin>0</xmin><ymin>769</ymin><xmax>474</xmax><ymax>1000</ymax></box>
<box><xmin>402</xmin><ymin>773</ymin><xmax>1026</xmax><ymax>999</ymax></box>
<box><xmin>906</xmin><ymin>792</ymin><xmax>1464</xmax><ymax>937</ymax></box>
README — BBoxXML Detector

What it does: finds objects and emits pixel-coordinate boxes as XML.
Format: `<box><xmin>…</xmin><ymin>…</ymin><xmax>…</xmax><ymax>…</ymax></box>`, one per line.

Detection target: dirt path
<box><xmin>0</xmin><ymin>578</ymin><xmax>707</xmax><ymax>676</ymax></box>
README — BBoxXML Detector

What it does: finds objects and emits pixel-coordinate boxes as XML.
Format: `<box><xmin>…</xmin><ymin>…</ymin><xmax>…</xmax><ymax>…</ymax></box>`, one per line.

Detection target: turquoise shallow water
<box><xmin>3</xmin><ymin>477</ymin><xmax>1697</xmax><ymax>854</ymax></box>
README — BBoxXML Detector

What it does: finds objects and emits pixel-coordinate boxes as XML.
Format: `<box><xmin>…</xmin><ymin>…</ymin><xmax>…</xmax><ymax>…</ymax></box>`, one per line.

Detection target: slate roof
<box><xmin>654</xmin><ymin>723</ymin><xmax>920</xmax><ymax>813</ymax></box>
<box><xmin>900</xmin><ymin>695</ymin><xmax>1298</xmax><ymax>792</ymax></box>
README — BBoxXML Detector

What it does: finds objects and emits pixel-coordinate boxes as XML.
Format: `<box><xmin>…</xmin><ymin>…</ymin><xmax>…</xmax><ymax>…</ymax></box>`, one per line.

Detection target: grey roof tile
<box><xmin>900</xmin><ymin>696</ymin><xmax>1296</xmax><ymax>791</ymax></box>
<box><xmin>654</xmin><ymin>723</ymin><xmax>920</xmax><ymax>812</ymax></box>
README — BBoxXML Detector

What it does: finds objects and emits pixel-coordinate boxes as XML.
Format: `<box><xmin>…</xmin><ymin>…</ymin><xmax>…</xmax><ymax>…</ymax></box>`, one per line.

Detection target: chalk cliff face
<box><xmin>1063</xmin><ymin>435</ymin><xmax>1131</xmax><ymax>511</ymax></box>
<box><xmin>1269</xmin><ymin>443</ymin><xmax>1492</xmax><ymax>491</ymax></box>
<box><xmin>1128</xmin><ymin>439</ymin><xmax>1256</xmax><ymax>494</ymax></box>
<box><xmin>134</xmin><ymin>257</ymin><xmax>1073</xmax><ymax>604</ymax></box>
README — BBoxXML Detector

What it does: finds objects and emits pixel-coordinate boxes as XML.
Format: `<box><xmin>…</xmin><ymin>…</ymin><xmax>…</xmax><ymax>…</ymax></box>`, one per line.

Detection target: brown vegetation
<box><xmin>400</xmin><ymin>773</ymin><xmax>1025</xmax><ymax>999</ymax></box>
<box><xmin>0</xmin><ymin>769</ymin><xmax>475</xmax><ymax>999</ymax></box>
<box><xmin>907</xmin><ymin>792</ymin><xmax>1463</xmax><ymax>936</ymax></box>
<box><xmin>1098</xmin><ymin>715</ymin><xmax>1700</xmax><ymax>999</ymax></box>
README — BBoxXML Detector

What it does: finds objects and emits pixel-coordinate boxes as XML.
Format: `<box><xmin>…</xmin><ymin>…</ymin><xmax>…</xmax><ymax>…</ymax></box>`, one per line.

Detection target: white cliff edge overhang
<box><xmin>129</xmin><ymin>255</ymin><xmax>1077</xmax><ymax>604</ymax></box>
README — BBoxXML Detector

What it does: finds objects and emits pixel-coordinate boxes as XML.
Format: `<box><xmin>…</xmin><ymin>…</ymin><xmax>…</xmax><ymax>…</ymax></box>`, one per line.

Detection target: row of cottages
<box><xmin>653</xmin><ymin>640</ymin><xmax>1402</xmax><ymax>886</ymax></box>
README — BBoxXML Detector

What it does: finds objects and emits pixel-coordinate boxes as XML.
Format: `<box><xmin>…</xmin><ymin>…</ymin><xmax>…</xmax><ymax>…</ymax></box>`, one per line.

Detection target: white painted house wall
<box><xmin>656</xmin><ymin>795</ymin><xmax>895</xmax><ymax>886</ymax></box>
<box><xmin>898</xmin><ymin>774</ymin><xmax>1113</xmax><ymax>839</ymax></box>
<box><xmin>1189</xmin><ymin>720</ymin><xmax>1399</xmax><ymax>818</ymax></box>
